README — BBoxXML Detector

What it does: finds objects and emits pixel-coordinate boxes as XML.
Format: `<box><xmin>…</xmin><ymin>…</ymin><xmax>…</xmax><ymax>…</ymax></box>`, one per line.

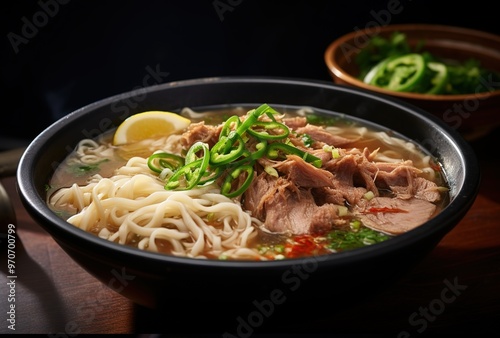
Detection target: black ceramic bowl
<box><xmin>17</xmin><ymin>77</ymin><xmax>479</xmax><ymax>311</ymax></box>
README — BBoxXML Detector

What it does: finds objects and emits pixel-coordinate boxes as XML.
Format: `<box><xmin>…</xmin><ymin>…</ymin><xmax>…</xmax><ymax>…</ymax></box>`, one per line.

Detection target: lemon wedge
<box><xmin>113</xmin><ymin>111</ymin><xmax>191</xmax><ymax>145</ymax></box>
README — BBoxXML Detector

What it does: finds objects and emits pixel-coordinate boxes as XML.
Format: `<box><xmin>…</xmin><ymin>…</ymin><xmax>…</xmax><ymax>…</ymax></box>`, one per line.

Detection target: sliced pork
<box><xmin>243</xmin><ymin>144</ymin><xmax>443</xmax><ymax>236</ymax></box>
<box><xmin>243</xmin><ymin>172</ymin><xmax>339</xmax><ymax>235</ymax></box>
<box><xmin>273</xmin><ymin>154</ymin><xmax>334</xmax><ymax>189</ymax></box>
<box><xmin>294</xmin><ymin>124</ymin><xmax>361</xmax><ymax>148</ymax></box>
<box><xmin>374</xmin><ymin>161</ymin><xmax>441</xmax><ymax>202</ymax></box>
<box><xmin>181</xmin><ymin>122</ymin><xmax>221</xmax><ymax>149</ymax></box>
<box><xmin>283</xmin><ymin>116</ymin><xmax>308</xmax><ymax>130</ymax></box>
<box><xmin>354</xmin><ymin>197</ymin><xmax>437</xmax><ymax>235</ymax></box>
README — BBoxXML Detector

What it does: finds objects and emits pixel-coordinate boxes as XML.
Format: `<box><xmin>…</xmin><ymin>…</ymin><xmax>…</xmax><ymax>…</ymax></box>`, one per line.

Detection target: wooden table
<box><xmin>1</xmin><ymin>128</ymin><xmax>499</xmax><ymax>335</ymax></box>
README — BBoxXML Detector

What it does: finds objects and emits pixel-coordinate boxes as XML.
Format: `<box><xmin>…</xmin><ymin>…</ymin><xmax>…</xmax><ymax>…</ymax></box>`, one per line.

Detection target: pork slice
<box><xmin>324</xmin><ymin>154</ymin><xmax>369</xmax><ymax>205</ymax></box>
<box><xmin>375</xmin><ymin>163</ymin><xmax>441</xmax><ymax>202</ymax></box>
<box><xmin>283</xmin><ymin>116</ymin><xmax>308</xmax><ymax>130</ymax></box>
<box><xmin>295</xmin><ymin>124</ymin><xmax>360</xmax><ymax>148</ymax></box>
<box><xmin>324</xmin><ymin>154</ymin><xmax>357</xmax><ymax>186</ymax></box>
<box><xmin>309</xmin><ymin>148</ymin><xmax>333</xmax><ymax>163</ymax></box>
<box><xmin>263</xmin><ymin>184</ymin><xmax>338</xmax><ymax>235</ymax></box>
<box><xmin>242</xmin><ymin>171</ymin><xmax>278</xmax><ymax>220</ymax></box>
<box><xmin>375</xmin><ymin>160</ymin><xmax>417</xmax><ymax>173</ymax></box>
<box><xmin>273</xmin><ymin>154</ymin><xmax>334</xmax><ymax>188</ymax></box>
<box><xmin>413</xmin><ymin>177</ymin><xmax>442</xmax><ymax>203</ymax></box>
<box><xmin>243</xmin><ymin>173</ymin><xmax>338</xmax><ymax>235</ymax></box>
<box><xmin>354</xmin><ymin>196</ymin><xmax>437</xmax><ymax>235</ymax></box>
<box><xmin>376</xmin><ymin>165</ymin><xmax>415</xmax><ymax>198</ymax></box>
<box><xmin>181</xmin><ymin>122</ymin><xmax>221</xmax><ymax>148</ymax></box>
<box><xmin>312</xmin><ymin>187</ymin><xmax>345</xmax><ymax>206</ymax></box>
<box><xmin>355</xmin><ymin>155</ymin><xmax>379</xmax><ymax>195</ymax></box>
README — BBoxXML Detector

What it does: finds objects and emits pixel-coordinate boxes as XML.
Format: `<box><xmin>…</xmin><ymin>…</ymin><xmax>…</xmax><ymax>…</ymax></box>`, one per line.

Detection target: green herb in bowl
<box><xmin>356</xmin><ymin>32</ymin><xmax>500</xmax><ymax>95</ymax></box>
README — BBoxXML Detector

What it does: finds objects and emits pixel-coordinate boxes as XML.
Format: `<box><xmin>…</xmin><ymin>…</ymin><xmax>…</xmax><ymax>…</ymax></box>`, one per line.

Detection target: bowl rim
<box><xmin>16</xmin><ymin>75</ymin><xmax>481</xmax><ymax>270</ymax></box>
<box><xmin>324</xmin><ymin>23</ymin><xmax>500</xmax><ymax>101</ymax></box>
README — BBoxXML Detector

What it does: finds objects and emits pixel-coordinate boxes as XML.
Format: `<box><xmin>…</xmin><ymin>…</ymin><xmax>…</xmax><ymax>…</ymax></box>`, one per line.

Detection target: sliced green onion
<box><xmin>363</xmin><ymin>191</ymin><xmax>375</xmax><ymax>200</ymax></box>
<box><xmin>301</xmin><ymin>133</ymin><xmax>314</xmax><ymax>147</ymax></box>
<box><xmin>338</xmin><ymin>205</ymin><xmax>348</xmax><ymax>217</ymax></box>
<box><xmin>264</xmin><ymin>166</ymin><xmax>279</xmax><ymax>177</ymax></box>
<box><xmin>323</xmin><ymin>144</ymin><xmax>341</xmax><ymax>159</ymax></box>
<box><xmin>350</xmin><ymin>219</ymin><xmax>361</xmax><ymax>231</ymax></box>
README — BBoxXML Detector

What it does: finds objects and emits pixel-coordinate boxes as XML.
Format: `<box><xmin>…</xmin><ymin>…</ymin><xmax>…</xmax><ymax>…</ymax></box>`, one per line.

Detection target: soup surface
<box><xmin>47</xmin><ymin>104</ymin><xmax>449</xmax><ymax>260</ymax></box>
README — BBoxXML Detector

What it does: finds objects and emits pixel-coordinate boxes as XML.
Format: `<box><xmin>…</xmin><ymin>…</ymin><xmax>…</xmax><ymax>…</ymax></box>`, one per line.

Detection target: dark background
<box><xmin>2</xmin><ymin>0</ymin><xmax>499</xmax><ymax>150</ymax></box>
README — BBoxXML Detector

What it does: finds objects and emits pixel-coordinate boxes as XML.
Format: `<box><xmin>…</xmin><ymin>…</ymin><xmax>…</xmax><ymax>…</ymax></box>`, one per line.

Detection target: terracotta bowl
<box><xmin>324</xmin><ymin>24</ymin><xmax>500</xmax><ymax>140</ymax></box>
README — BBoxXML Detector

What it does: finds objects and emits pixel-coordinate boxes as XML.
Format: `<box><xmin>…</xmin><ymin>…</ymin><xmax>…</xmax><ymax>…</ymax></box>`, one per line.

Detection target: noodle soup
<box><xmin>47</xmin><ymin>104</ymin><xmax>449</xmax><ymax>260</ymax></box>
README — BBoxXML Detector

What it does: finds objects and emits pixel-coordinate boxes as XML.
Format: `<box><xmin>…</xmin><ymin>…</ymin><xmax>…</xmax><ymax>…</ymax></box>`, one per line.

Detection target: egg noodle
<box><xmin>49</xmin><ymin>138</ymin><xmax>265</xmax><ymax>260</ymax></box>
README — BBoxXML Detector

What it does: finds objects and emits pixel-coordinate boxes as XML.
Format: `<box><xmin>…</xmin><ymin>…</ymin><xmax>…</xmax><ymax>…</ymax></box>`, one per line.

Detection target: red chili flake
<box><xmin>367</xmin><ymin>207</ymin><xmax>408</xmax><ymax>213</ymax></box>
<box><xmin>286</xmin><ymin>235</ymin><xmax>323</xmax><ymax>258</ymax></box>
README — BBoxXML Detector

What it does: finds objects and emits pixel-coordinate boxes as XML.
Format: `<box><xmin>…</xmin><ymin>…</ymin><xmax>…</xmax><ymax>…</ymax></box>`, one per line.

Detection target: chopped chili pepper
<box><xmin>165</xmin><ymin>142</ymin><xmax>210</xmax><ymax>190</ymax></box>
<box><xmin>365</xmin><ymin>53</ymin><xmax>426</xmax><ymax>92</ymax></box>
<box><xmin>147</xmin><ymin>152</ymin><xmax>184</xmax><ymax>173</ymax></box>
<box><xmin>210</xmin><ymin>131</ymin><xmax>246</xmax><ymax>166</ymax></box>
<box><xmin>247</xmin><ymin>121</ymin><xmax>289</xmax><ymax>140</ymax></box>
<box><xmin>426</xmin><ymin>61</ymin><xmax>448</xmax><ymax>94</ymax></box>
<box><xmin>266</xmin><ymin>143</ymin><xmax>322</xmax><ymax>168</ymax></box>
<box><xmin>220</xmin><ymin>115</ymin><xmax>241</xmax><ymax>138</ymax></box>
<box><xmin>220</xmin><ymin>164</ymin><xmax>254</xmax><ymax>198</ymax></box>
<box><xmin>150</xmin><ymin>103</ymin><xmax>323</xmax><ymax>198</ymax></box>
